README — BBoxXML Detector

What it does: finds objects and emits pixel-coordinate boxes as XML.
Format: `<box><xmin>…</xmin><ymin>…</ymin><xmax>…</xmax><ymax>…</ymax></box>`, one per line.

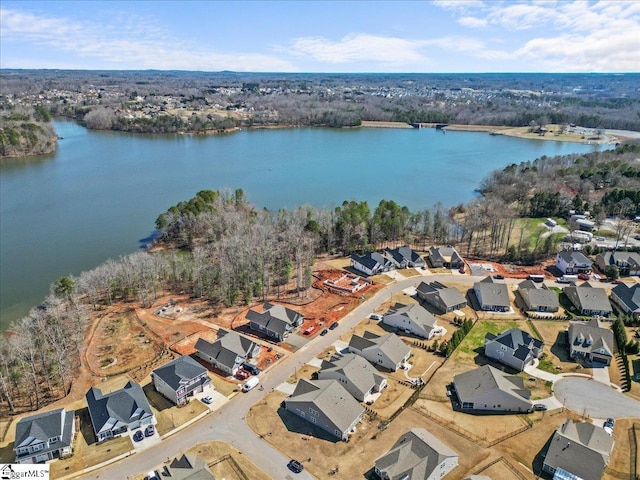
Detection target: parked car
<box><xmin>329</xmin><ymin>322</ymin><xmax>339</xmax><ymax>330</ymax></box>
<box><xmin>578</xmin><ymin>273</ymin><xmax>591</xmax><ymax>280</ymax></box>
<box><xmin>604</xmin><ymin>418</ymin><xmax>615</xmax><ymax>428</ymax></box>
<box><xmin>319</xmin><ymin>328</ymin><xmax>328</xmax><ymax>336</ymax></box>
<box><xmin>369</xmin><ymin>314</ymin><xmax>382</xmax><ymax>321</ymax></box>
<box><xmin>144</xmin><ymin>425</ymin><xmax>155</xmax><ymax>437</ymax></box>
<box><xmin>133</xmin><ymin>430</ymin><xmax>144</xmax><ymax>442</ymax></box>
<box><xmin>596</xmin><ymin>236</ymin><xmax>606</xmax><ymax>241</ymax></box>
<box><xmin>235</xmin><ymin>369</ymin><xmax>250</xmax><ymax>380</ymax></box>
<box><xmin>242</xmin><ymin>362</ymin><xmax>260</xmax><ymax>375</ymax></box>
<box><xmin>201</xmin><ymin>395</ymin><xmax>214</xmax><ymax>404</ymax></box>
<box><xmin>533</xmin><ymin>404</ymin><xmax>548</xmax><ymax>411</ymax></box>
<box><xmin>287</xmin><ymin>460</ymin><xmax>304</xmax><ymax>473</ymax></box>
<box><xmin>493</xmin><ymin>274</ymin><xmax>505</xmax><ymax>280</ymax></box>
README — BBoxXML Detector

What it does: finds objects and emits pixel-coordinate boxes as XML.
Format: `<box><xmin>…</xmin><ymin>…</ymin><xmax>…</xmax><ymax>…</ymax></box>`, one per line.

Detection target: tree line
<box><xmin>2</xmin><ymin>141</ymin><xmax>639</xmax><ymax>414</ymax></box>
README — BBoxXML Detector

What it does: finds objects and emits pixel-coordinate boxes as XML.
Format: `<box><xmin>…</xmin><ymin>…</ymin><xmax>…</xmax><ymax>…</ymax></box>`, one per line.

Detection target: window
<box><xmin>49</xmin><ymin>436</ymin><xmax>59</xmax><ymax>444</ymax></box>
<box><xmin>309</xmin><ymin>408</ymin><xmax>319</xmax><ymax>417</ymax></box>
<box><xmin>310</xmin><ymin>416</ymin><xmax>316</xmax><ymax>424</ymax></box>
<box><xmin>335</xmin><ymin>429</ymin><xmax>341</xmax><ymax>437</ymax></box>
<box><xmin>32</xmin><ymin>443</ymin><xmax>44</xmax><ymax>452</ymax></box>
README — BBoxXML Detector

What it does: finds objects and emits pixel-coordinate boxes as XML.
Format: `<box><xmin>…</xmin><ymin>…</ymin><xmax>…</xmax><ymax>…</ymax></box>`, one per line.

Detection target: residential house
<box><xmin>564</xmin><ymin>282</ymin><xmax>612</xmax><ymax>317</ymax></box>
<box><xmin>484</xmin><ymin>328</ymin><xmax>544</xmax><ymax>372</ymax></box>
<box><xmin>451</xmin><ymin>365</ymin><xmax>533</xmax><ymax>413</ymax></box>
<box><xmin>610</xmin><ymin>282</ymin><xmax>640</xmax><ymax>318</ymax></box>
<box><xmin>374</xmin><ymin>428</ymin><xmax>458</xmax><ymax>480</ymax></box>
<box><xmin>473</xmin><ymin>277</ymin><xmax>511</xmax><ymax>312</ymax></box>
<box><xmin>555</xmin><ymin>251</ymin><xmax>592</xmax><ymax>275</ymax></box>
<box><xmin>384</xmin><ymin>246</ymin><xmax>426</xmax><ymax>269</ymax></box>
<box><xmin>350</xmin><ymin>251</ymin><xmax>394</xmax><ymax>276</ymax></box>
<box><xmin>427</xmin><ymin>246</ymin><xmax>464</xmax><ymax>269</ymax></box>
<box><xmin>542</xmin><ymin>419</ymin><xmax>614</xmax><ymax>480</ymax></box>
<box><xmin>416</xmin><ymin>281</ymin><xmax>467</xmax><ymax>313</ymax></box>
<box><xmin>317</xmin><ymin>353</ymin><xmax>387</xmax><ymax>403</ymax></box>
<box><xmin>195</xmin><ymin>329</ymin><xmax>261</xmax><ymax>375</ymax></box>
<box><xmin>516</xmin><ymin>280</ymin><xmax>559</xmax><ymax>313</ymax></box>
<box><xmin>284</xmin><ymin>378</ymin><xmax>365</xmax><ymax>441</ymax></box>
<box><xmin>382</xmin><ymin>303</ymin><xmax>440</xmax><ymax>340</ymax></box>
<box><xmin>348</xmin><ymin>331</ymin><xmax>411</xmax><ymax>372</ymax></box>
<box><xmin>595</xmin><ymin>251</ymin><xmax>640</xmax><ymax>276</ymax></box>
<box><xmin>567</xmin><ymin>318</ymin><xmax>614</xmax><ymax>366</ymax></box>
<box><xmin>14</xmin><ymin>408</ymin><xmax>75</xmax><ymax>464</ymax></box>
<box><xmin>246</xmin><ymin>302</ymin><xmax>303</xmax><ymax>341</ymax></box>
<box><xmin>157</xmin><ymin>454</ymin><xmax>215</xmax><ymax>480</ymax></box>
<box><xmin>86</xmin><ymin>381</ymin><xmax>155</xmax><ymax>442</ymax></box>
<box><xmin>151</xmin><ymin>355</ymin><xmax>211</xmax><ymax>406</ymax></box>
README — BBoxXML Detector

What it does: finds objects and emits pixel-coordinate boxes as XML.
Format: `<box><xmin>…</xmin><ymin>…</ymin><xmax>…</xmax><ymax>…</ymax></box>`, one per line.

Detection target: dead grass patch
<box><xmin>413</xmin><ymin>399</ymin><xmax>530</xmax><ymax>445</ymax></box>
<box><xmin>605</xmin><ymin>418</ymin><xmax>638</xmax><ymax>479</ymax></box>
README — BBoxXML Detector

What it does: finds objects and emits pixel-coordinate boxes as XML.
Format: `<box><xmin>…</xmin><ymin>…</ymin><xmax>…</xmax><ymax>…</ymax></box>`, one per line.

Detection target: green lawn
<box><xmin>455</xmin><ymin>319</ymin><xmax>523</xmax><ymax>357</ymax></box>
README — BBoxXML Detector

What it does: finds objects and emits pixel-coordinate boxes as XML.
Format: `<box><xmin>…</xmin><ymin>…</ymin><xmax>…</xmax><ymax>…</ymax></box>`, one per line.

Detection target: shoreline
<box><xmin>361</xmin><ymin>121</ymin><xmax>630</xmax><ymax>145</ymax></box>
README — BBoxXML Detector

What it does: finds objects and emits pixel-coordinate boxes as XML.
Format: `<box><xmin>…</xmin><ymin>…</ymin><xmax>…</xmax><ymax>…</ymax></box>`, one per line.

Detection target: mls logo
<box><xmin>0</xmin><ymin>464</ymin><xmax>14</xmax><ymax>480</ymax></box>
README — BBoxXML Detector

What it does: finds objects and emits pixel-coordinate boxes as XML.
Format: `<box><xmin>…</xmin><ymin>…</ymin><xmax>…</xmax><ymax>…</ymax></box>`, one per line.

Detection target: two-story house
<box><xmin>86</xmin><ymin>381</ymin><xmax>155</xmax><ymax>442</ymax></box>
<box><xmin>317</xmin><ymin>353</ymin><xmax>387</xmax><ymax>403</ymax></box>
<box><xmin>348</xmin><ymin>331</ymin><xmax>411</xmax><ymax>372</ymax></box>
<box><xmin>381</xmin><ymin>303</ymin><xmax>439</xmax><ymax>340</ymax></box>
<box><xmin>14</xmin><ymin>408</ymin><xmax>75</xmax><ymax>464</ymax></box>
<box><xmin>246</xmin><ymin>302</ymin><xmax>303</xmax><ymax>341</ymax></box>
<box><xmin>556</xmin><ymin>251</ymin><xmax>592</xmax><ymax>275</ymax></box>
<box><xmin>484</xmin><ymin>328</ymin><xmax>544</xmax><ymax>372</ymax></box>
<box><xmin>195</xmin><ymin>328</ymin><xmax>262</xmax><ymax>375</ymax></box>
<box><xmin>151</xmin><ymin>355</ymin><xmax>212</xmax><ymax>405</ymax></box>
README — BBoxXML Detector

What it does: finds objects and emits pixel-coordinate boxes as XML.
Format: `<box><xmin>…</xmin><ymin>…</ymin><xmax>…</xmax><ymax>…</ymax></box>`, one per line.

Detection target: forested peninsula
<box><xmin>0</xmin><ymin>105</ymin><xmax>57</xmax><ymax>158</ymax></box>
<box><xmin>1</xmin><ymin>141</ymin><xmax>639</xmax><ymax>415</ymax></box>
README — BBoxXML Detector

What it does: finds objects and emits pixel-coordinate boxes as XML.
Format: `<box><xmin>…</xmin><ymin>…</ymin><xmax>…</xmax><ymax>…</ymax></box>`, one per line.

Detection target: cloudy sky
<box><xmin>1</xmin><ymin>0</ymin><xmax>638</xmax><ymax>72</ymax></box>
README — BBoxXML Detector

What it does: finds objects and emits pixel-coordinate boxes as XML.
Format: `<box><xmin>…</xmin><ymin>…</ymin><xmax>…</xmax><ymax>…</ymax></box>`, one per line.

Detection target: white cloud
<box><xmin>433</xmin><ymin>0</ymin><xmax>640</xmax><ymax>71</ymax></box>
<box><xmin>288</xmin><ymin>34</ymin><xmax>432</xmax><ymax>65</ymax></box>
<box><xmin>0</xmin><ymin>8</ymin><xmax>296</xmax><ymax>71</ymax></box>
<box><xmin>458</xmin><ymin>16</ymin><xmax>488</xmax><ymax>28</ymax></box>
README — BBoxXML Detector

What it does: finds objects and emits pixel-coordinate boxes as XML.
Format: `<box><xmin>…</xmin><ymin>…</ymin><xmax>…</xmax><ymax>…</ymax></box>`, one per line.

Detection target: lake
<box><xmin>0</xmin><ymin>121</ymin><xmax>599</xmax><ymax>327</ymax></box>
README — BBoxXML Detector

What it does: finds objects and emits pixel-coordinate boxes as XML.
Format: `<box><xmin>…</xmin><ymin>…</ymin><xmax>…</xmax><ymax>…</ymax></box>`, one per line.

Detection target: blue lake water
<box><xmin>0</xmin><ymin>121</ymin><xmax>600</xmax><ymax>327</ymax></box>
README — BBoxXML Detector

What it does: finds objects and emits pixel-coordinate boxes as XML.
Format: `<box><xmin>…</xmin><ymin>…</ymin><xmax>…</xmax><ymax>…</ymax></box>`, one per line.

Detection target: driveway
<box><xmin>553</xmin><ymin>377</ymin><xmax>640</xmax><ymax>418</ymax></box>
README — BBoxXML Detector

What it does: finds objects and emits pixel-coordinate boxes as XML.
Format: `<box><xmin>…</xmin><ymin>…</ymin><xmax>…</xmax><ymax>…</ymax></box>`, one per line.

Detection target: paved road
<box><xmin>80</xmin><ymin>273</ymin><xmax>459</xmax><ymax>480</ymax></box>
<box><xmin>78</xmin><ymin>271</ymin><xmax>629</xmax><ymax>479</ymax></box>
<box><xmin>553</xmin><ymin>377</ymin><xmax>640</xmax><ymax>419</ymax></box>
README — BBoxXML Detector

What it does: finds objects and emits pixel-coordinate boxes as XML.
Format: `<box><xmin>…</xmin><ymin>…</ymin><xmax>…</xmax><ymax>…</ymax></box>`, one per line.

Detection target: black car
<box><xmin>329</xmin><ymin>322</ymin><xmax>339</xmax><ymax>330</ymax></box>
<box><xmin>288</xmin><ymin>460</ymin><xmax>304</xmax><ymax>473</ymax></box>
<box><xmin>242</xmin><ymin>362</ymin><xmax>260</xmax><ymax>375</ymax></box>
<box><xmin>493</xmin><ymin>274</ymin><xmax>505</xmax><ymax>280</ymax></box>
<box><xmin>319</xmin><ymin>328</ymin><xmax>328</xmax><ymax>336</ymax></box>
<box><xmin>133</xmin><ymin>430</ymin><xmax>144</xmax><ymax>442</ymax></box>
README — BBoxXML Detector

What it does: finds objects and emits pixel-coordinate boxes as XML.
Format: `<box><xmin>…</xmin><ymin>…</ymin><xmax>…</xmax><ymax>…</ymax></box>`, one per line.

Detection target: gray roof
<box><xmin>568</xmin><ymin>319</ymin><xmax>614</xmax><ymax>357</ymax></box>
<box><xmin>152</xmin><ymin>355</ymin><xmax>207</xmax><ymax>390</ymax></box>
<box><xmin>351</xmin><ymin>251</ymin><xmax>392</xmax><ymax>271</ymax></box>
<box><xmin>318</xmin><ymin>353</ymin><xmax>386</xmax><ymax>399</ymax></box>
<box><xmin>453</xmin><ymin>365</ymin><xmax>531</xmax><ymax>403</ymax></box>
<box><xmin>416</xmin><ymin>281</ymin><xmax>467</xmax><ymax>309</ymax></box>
<box><xmin>195</xmin><ymin>329</ymin><xmax>257</xmax><ymax>369</ymax></box>
<box><xmin>557</xmin><ymin>251</ymin><xmax>592</xmax><ymax>265</ymax></box>
<box><xmin>287</xmin><ymin>379</ymin><xmax>365</xmax><ymax>433</ymax></box>
<box><xmin>348</xmin><ymin>331</ymin><xmax>410</xmax><ymax>366</ymax></box>
<box><xmin>611</xmin><ymin>282</ymin><xmax>640</xmax><ymax>314</ymax></box>
<box><xmin>474</xmin><ymin>277</ymin><xmax>510</xmax><ymax>307</ymax></box>
<box><xmin>517</xmin><ymin>280</ymin><xmax>559</xmax><ymax>310</ymax></box>
<box><xmin>375</xmin><ymin>428</ymin><xmax>458</xmax><ymax>480</ymax></box>
<box><xmin>597</xmin><ymin>251</ymin><xmax>640</xmax><ymax>269</ymax></box>
<box><xmin>544</xmin><ymin>419</ymin><xmax>613</xmax><ymax>480</ymax></box>
<box><xmin>15</xmin><ymin>408</ymin><xmax>74</xmax><ymax>452</ymax></box>
<box><xmin>165</xmin><ymin>454</ymin><xmax>215</xmax><ymax>480</ymax></box>
<box><xmin>564</xmin><ymin>282</ymin><xmax>612</xmax><ymax>314</ymax></box>
<box><xmin>429</xmin><ymin>246</ymin><xmax>462</xmax><ymax>264</ymax></box>
<box><xmin>86</xmin><ymin>381</ymin><xmax>153</xmax><ymax>434</ymax></box>
<box><xmin>487</xmin><ymin>328</ymin><xmax>543</xmax><ymax>353</ymax></box>
<box><xmin>246</xmin><ymin>302</ymin><xmax>303</xmax><ymax>336</ymax></box>
<box><xmin>385</xmin><ymin>246</ymin><xmax>425</xmax><ymax>266</ymax></box>
<box><xmin>383</xmin><ymin>303</ymin><xmax>438</xmax><ymax>334</ymax></box>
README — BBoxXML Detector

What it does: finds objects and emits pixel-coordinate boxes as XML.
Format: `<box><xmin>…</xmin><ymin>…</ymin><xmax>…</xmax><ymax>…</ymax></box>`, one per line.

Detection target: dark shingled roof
<box><xmin>152</xmin><ymin>355</ymin><xmax>207</xmax><ymax>390</ymax></box>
